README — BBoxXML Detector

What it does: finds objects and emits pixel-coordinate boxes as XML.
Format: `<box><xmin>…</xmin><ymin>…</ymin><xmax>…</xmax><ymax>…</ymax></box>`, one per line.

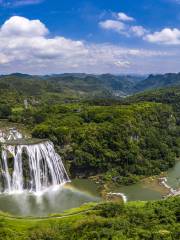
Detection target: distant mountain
<box><xmin>0</xmin><ymin>73</ymin><xmax>145</xmax><ymax>98</ymax></box>
<box><xmin>44</xmin><ymin>73</ymin><xmax>145</xmax><ymax>93</ymax></box>
<box><xmin>134</xmin><ymin>73</ymin><xmax>180</xmax><ymax>92</ymax></box>
<box><xmin>0</xmin><ymin>72</ymin><xmax>180</xmax><ymax>101</ymax></box>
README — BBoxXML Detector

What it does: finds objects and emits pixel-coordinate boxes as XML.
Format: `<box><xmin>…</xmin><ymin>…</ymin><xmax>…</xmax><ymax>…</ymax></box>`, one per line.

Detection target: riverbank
<box><xmin>159</xmin><ymin>177</ymin><xmax>180</xmax><ymax>198</ymax></box>
<box><xmin>91</xmin><ymin>167</ymin><xmax>180</xmax><ymax>202</ymax></box>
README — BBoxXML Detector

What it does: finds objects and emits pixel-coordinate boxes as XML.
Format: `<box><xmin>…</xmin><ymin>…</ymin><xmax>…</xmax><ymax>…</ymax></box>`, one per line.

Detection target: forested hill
<box><xmin>0</xmin><ymin>73</ymin><xmax>144</xmax><ymax>100</ymax></box>
<box><xmin>0</xmin><ymin>72</ymin><xmax>180</xmax><ymax>99</ymax></box>
<box><xmin>7</xmin><ymin>85</ymin><xmax>178</xmax><ymax>183</ymax></box>
<box><xmin>126</xmin><ymin>86</ymin><xmax>180</xmax><ymax>124</ymax></box>
<box><xmin>0</xmin><ymin>72</ymin><xmax>180</xmax><ymax>102</ymax></box>
<box><xmin>134</xmin><ymin>73</ymin><xmax>180</xmax><ymax>93</ymax></box>
<box><xmin>0</xmin><ymin>73</ymin><xmax>180</xmax><ymax>183</ymax></box>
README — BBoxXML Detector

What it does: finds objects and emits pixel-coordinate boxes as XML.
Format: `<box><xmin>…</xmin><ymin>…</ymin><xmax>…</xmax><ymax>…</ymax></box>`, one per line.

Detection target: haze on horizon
<box><xmin>0</xmin><ymin>0</ymin><xmax>180</xmax><ymax>75</ymax></box>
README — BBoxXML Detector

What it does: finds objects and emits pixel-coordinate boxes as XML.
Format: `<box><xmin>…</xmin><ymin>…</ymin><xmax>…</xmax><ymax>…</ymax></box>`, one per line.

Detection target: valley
<box><xmin>0</xmin><ymin>73</ymin><xmax>179</xmax><ymax>239</ymax></box>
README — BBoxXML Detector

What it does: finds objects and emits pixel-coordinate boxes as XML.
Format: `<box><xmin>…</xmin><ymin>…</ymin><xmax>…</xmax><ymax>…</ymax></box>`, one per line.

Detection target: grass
<box><xmin>0</xmin><ymin>197</ymin><xmax>179</xmax><ymax>240</ymax></box>
<box><xmin>0</xmin><ymin>203</ymin><xmax>96</xmax><ymax>239</ymax></box>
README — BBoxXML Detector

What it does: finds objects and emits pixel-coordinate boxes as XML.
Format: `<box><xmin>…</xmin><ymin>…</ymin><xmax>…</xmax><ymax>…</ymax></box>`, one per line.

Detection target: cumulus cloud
<box><xmin>99</xmin><ymin>20</ymin><xmax>125</xmax><ymax>34</ymax></box>
<box><xmin>130</xmin><ymin>25</ymin><xmax>148</xmax><ymax>37</ymax></box>
<box><xmin>99</xmin><ymin>12</ymin><xmax>148</xmax><ymax>38</ymax></box>
<box><xmin>100</xmin><ymin>12</ymin><xmax>180</xmax><ymax>46</ymax></box>
<box><xmin>117</xmin><ymin>12</ymin><xmax>134</xmax><ymax>22</ymax></box>
<box><xmin>1</xmin><ymin>16</ymin><xmax>48</xmax><ymax>37</ymax></box>
<box><xmin>0</xmin><ymin>16</ymin><xmax>176</xmax><ymax>74</ymax></box>
<box><xmin>145</xmin><ymin>28</ymin><xmax>180</xmax><ymax>44</ymax></box>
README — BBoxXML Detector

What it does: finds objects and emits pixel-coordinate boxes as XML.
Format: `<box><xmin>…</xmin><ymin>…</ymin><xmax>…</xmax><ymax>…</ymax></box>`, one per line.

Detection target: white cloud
<box><xmin>130</xmin><ymin>25</ymin><xmax>148</xmax><ymax>37</ymax></box>
<box><xmin>1</xmin><ymin>16</ymin><xmax>48</xmax><ymax>37</ymax></box>
<box><xmin>0</xmin><ymin>16</ymin><xmax>177</xmax><ymax>74</ymax></box>
<box><xmin>145</xmin><ymin>28</ymin><xmax>180</xmax><ymax>44</ymax></box>
<box><xmin>114</xmin><ymin>60</ymin><xmax>131</xmax><ymax>68</ymax></box>
<box><xmin>0</xmin><ymin>53</ymin><xmax>10</xmax><ymax>64</ymax></box>
<box><xmin>99</xmin><ymin>14</ymin><xmax>148</xmax><ymax>38</ymax></box>
<box><xmin>99</xmin><ymin>20</ymin><xmax>125</xmax><ymax>33</ymax></box>
<box><xmin>117</xmin><ymin>12</ymin><xmax>134</xmax><ymax>22</ymax></box>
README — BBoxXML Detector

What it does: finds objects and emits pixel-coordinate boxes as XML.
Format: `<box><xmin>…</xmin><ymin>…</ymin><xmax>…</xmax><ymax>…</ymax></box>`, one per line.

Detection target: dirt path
<box><xmin>0</xmin><ymin>209</ymin><xmax>92</xmax><ymax>221</ymax></box>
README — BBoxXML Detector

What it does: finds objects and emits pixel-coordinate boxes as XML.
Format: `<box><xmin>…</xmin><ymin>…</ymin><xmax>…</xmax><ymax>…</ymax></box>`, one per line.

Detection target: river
<box><xmin>115</xmin><ymin>160</ymin><xmax>180</xmax><ymax>201</ymax></box>
<box><xmin>0</xmin><ymin>162</ymin><xmax>179</xmax><ymax>217</ymax></box>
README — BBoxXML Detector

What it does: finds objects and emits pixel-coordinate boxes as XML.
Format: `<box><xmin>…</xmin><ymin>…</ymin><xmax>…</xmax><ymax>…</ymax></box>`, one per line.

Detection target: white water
<box><xmin>107</xmin><ymin>192</ymin><xmax>127</xmax><ymax>203</ymax></box>
<box><xmin>0</xmin><ymin>128</ymin><xmax>23</xmax><ymax>143</ymax></box>
<box><xmin>159</xmin><ymin>177</ymin><xmax>180</xmax><ymax>197</ymax></box>
<box><xmin>0</xmin><ymin>129</ymin><xmax>70</xmax><ymax>194</ymax></box>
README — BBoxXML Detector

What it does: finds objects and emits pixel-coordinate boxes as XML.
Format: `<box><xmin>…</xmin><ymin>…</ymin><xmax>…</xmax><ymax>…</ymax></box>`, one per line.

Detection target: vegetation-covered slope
<box><xmin>127</xmin><ymin>86</ymin><xmax>180</xmax><ymax>122</ymax></box>
<box><xmin>12</xmin><ymin>101</ymin><xmax>178</xmax><ymax>184</ymax></box>
<box><xmin>134</xmin><ymin>73</ymin><xmax>180</xmax><ymax>93</ymax></box>
<box><xmin>0</xmin><ymin>73</ymin><xmax>144</xmax><ymax>102</ymax></box>
<box><xmin>0</xmin><ymin>96</ymin><xmax>176</xmax><ymax>184</ymax></box>
<box><xmin>0</xmin><ymin>72</ymin><xmax>180</xmax><ymax>103</ymax></box>
<box><xmin>0</xmin><ymin>74</ymin><xmax>180</xmax><ymax>183</ymax></box>
<box><xmin>0</xmin><ymin>197</ymin><xmax>179</xmax><ymax>240</ymax></box>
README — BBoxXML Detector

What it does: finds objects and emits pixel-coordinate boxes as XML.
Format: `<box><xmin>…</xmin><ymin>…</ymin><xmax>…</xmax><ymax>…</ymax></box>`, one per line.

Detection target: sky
<box><xmin>0</xmin><ymin>0</ymin><xmax>180</xmax><ymax>74</ymax></box>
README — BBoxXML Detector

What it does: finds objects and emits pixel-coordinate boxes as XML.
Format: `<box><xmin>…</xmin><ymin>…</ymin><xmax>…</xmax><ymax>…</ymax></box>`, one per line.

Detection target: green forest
<box><xmin>0</xmin><ymin>74</ymin><xmax>179</xmax><ymax>184</ymax></box>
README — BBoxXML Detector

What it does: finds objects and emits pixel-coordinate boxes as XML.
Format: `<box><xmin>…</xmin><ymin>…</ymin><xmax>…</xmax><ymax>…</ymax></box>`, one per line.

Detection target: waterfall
<box><xmin>0</xmin><ymin>130</ymin><xmax>70</xmax><ymax>194</ymax></box>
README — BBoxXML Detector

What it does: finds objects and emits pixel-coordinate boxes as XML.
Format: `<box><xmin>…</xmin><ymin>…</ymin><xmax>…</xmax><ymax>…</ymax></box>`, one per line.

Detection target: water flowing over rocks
<box><xmin>159</xmin><ymin>177</ymin><xmax>180</xmax><ymax>198</ymax></box>
<box><xmin>106</xmin><ymin>192</ymin><xmax>127</xmax><ymax>203</ymax></box>
<box><xmin>0</xmin><ymin>129</ymin><xmax>70</xmax><ymax>194</ymax></box>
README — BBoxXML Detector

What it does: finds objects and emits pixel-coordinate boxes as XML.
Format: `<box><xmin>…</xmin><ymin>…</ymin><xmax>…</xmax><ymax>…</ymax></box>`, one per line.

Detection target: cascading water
<box><xmin>0</xmin><ymin>129</ymin><xmax>70</xmax><ymax>194</ymax></box>
<box><xmin>0</xmin><ymin>129</ymin><xmax>100</xmax><ymax>217</ymax></box>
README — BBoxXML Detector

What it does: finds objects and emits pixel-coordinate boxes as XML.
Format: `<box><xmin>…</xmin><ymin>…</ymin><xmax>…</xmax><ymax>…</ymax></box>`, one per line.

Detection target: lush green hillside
<box><xmin>20</xmin><ymin>101</ymin><xmax>178</xmax><ymax>183</ymax></box>
<box><xmin>0</xmin><ymin>75</ymin><xmax>179</xmax><ymax>183</ymax></box>
<box><xmin>0</xmin><ymin>72</ymin><xmax>180</xmax><ymax>104</ymax></box>
<box><xmin>134</xmin><ymin>73</ymin><xmax>180</xmax><ymax>93</ymax></box>
<box><xmin>0</xmin><ymin>73</ymin><xmax>144</xmax><ymax>103</ymax></box>
<box><xmin>0</xmin><ymin>72</ymin><xmax>180</xmax><ymax>108</ymax></box>
<box><xmin>0</xmin><ymin>197</ymin><xmax>179</xmax><ymax>240</ymax></box>
<box><xmin>127</xmin><ymin>86</ymin><xmax>180</xmax><ymax>125</ymax></box>
<box><xmin>0</xmin><ymin>74</ymin><xmax>180</xmax><ymax>184</ymax></box>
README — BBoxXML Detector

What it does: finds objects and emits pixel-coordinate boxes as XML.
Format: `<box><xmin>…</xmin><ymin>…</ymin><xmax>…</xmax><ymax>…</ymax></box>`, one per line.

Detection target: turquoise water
<box><xmin>167</xmin><ymin>161</ymin><xmax>180</xmax><ymax>189</ymax></box>
<box><xmin>116</xmin><ymin>161</ymin><xmax>180</xmax><ymax>202</ymax></box>
<box><xmin>116</xmin><ymin>183</ymin><xmax>162</xmax><ymax>202</ymax></box>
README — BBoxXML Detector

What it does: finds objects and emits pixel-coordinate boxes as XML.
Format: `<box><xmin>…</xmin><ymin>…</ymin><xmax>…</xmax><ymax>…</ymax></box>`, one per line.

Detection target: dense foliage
<box><xmin>27</xmin><ymin>102</ymin><xmax>178</xmax><ymax>183</ymax></box>
<box><xmin>0</xmin><ymin>74</ymin><xmax>180</xmax><ymax>184</ymax></box>
<box><xmin>0</xmin><ymin>73</ymin><xmax>144</xmax><ymax>103</ymax></box>
<box><xmin>0</xmin><ymin>197</ymin><xmax>179</xmax><ymax>240</ymax></box>
<box><xmin>127</xmin><ymin>86</ymin><xmax>180</xmax><ymax>124</ymax></box>
<box><xmin>0</xmin><ymin>74</ymin><xmax>180</xmax><ymax>183</ymax></box>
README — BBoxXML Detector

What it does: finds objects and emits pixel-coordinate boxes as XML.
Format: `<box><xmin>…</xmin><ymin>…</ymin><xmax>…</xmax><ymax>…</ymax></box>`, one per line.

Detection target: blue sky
<box><xmin>0</xmin><ymin>0</ymin><xmax>180</xmax><ymax>74</ymax></box>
